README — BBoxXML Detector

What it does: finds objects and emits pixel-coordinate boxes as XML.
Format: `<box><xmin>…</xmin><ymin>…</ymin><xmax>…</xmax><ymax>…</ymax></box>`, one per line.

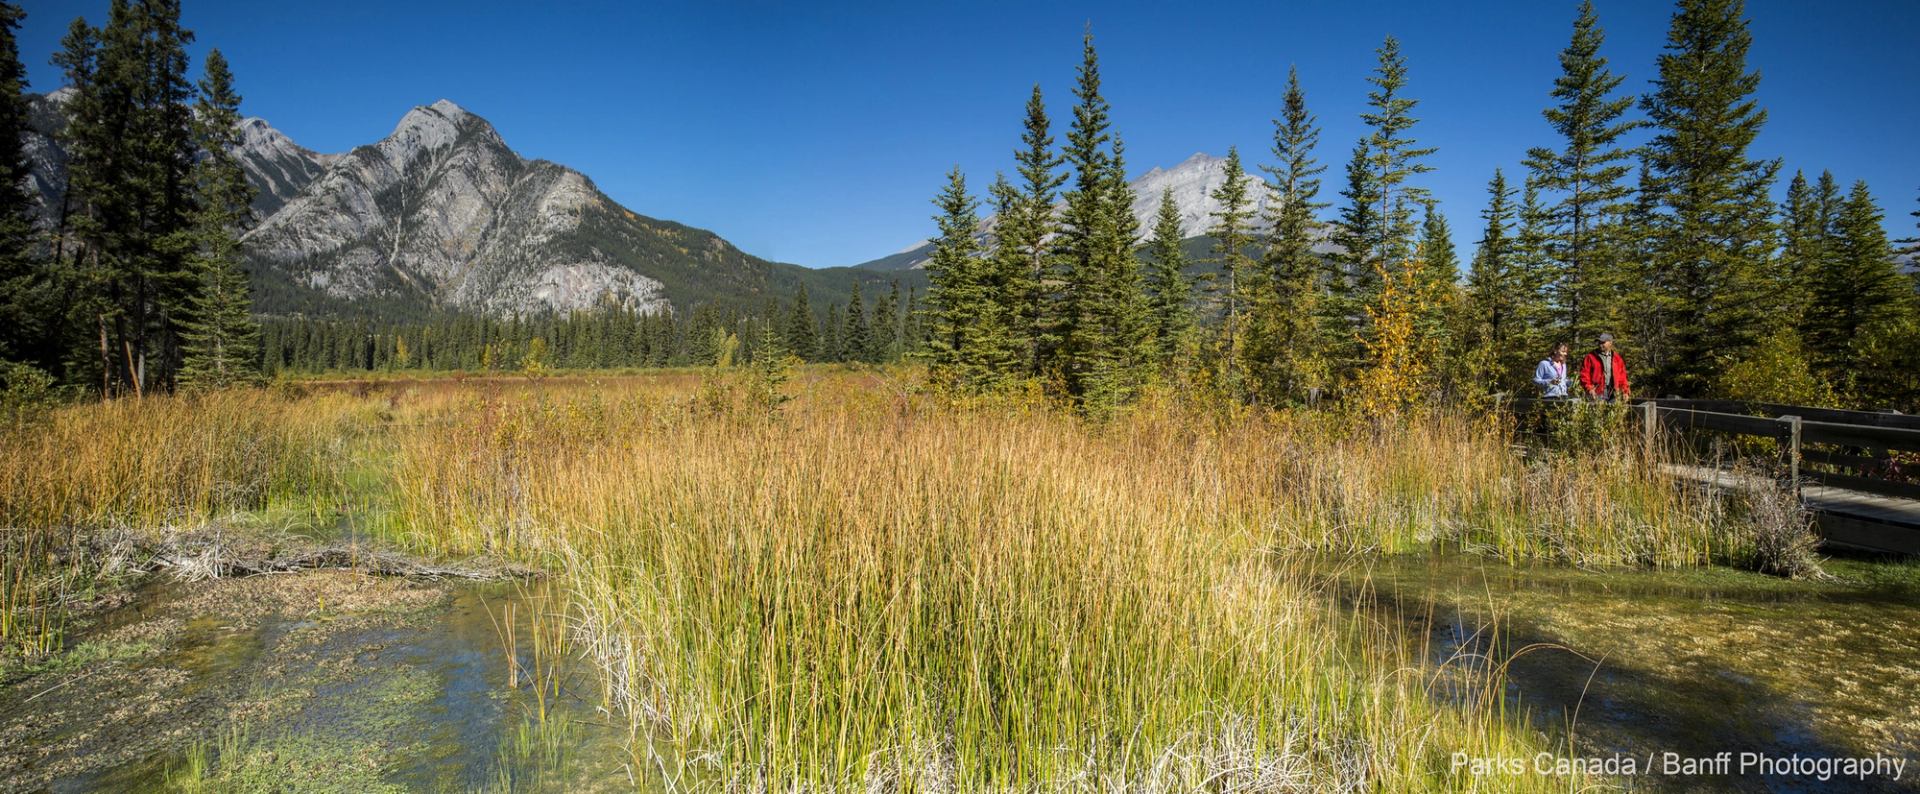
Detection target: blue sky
<box><xmin>17</xmin><ymin>0</ymin><xmax>1920</xmax><ymax>268</ymax></box>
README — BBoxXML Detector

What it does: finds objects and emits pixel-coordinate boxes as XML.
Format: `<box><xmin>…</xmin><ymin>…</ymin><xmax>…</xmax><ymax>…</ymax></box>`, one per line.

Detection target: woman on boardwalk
<box><xmin>1534</xmin><ymin>342</ymin><xmax>1572</xmax><ymax>398</ymax></box>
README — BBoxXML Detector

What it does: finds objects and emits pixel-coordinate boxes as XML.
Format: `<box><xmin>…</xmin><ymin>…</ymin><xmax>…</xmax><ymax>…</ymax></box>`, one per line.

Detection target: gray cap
<box><xmin>1598</xmin><ymin>333</ymin><xmax>1615</xmax><ymax>343</ymax></box>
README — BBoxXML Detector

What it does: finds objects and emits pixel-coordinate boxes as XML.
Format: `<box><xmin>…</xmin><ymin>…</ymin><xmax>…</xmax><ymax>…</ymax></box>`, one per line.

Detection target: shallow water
<box><xmin>0</xmin><ymin>573</ymin><xmax>628</xmax><ymax>792</ymax></box>
<box><xmin>1342</xmin><ymin>553</ymin><xmax>1920</xmax><ymax>792</ymax></box>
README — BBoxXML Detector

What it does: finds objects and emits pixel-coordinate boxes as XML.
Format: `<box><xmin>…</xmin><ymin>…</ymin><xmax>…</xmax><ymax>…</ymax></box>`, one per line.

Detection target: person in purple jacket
<box><xmin>1533</xmin><ymin>341</ymin><xmax>1572</xmax><ymax>398</ymax></box>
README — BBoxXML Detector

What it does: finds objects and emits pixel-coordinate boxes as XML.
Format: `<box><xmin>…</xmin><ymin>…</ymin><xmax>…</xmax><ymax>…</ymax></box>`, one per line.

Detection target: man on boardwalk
<box><xmin>1579</xmin><ymin>333</ymin><xmax>1630</xmax><ymax>402</ymax></box>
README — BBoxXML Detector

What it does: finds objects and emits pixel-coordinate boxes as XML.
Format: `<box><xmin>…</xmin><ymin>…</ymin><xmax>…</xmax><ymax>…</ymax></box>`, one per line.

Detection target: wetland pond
<box><xmin>0</xmin><ymin>571</ymin><xmax>628</xmax><ymax>792</ymax></box>
<box><xmin>1339</xmin><ymin>553</ymin><xmax>1920</xmax><ymax>792</ymax></box>
<box><xmin>2</xmin><ymin>550</ymin><xmax>1916</xmax><ymax>791</ymax></box>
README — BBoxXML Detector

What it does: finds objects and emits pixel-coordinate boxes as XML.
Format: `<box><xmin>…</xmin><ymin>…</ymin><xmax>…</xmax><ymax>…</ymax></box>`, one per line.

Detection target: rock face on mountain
<box><xmin>235</xmin><ymin>116</ymin><xmax>337</xmax><ymax>218</ymax></box>
<box><xmin>21</xmin><ymin>95</ymin><xmax>906</xmax><ymax>319</ymax></box>
<box><xmin>245</xmin><ymin>100</ymin><xmax>766</xmax><ymax>317</ymax></box>
<box><xmin>856</xmin><ymin>151</ymin><xmax>1318</xmax><ymax>272</ymax></box>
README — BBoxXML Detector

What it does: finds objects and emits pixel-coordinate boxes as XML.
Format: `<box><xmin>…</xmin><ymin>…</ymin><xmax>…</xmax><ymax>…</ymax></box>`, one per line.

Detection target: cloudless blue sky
<box><xmin>17</xmin><ymin>0</ymin><xmax>1920</xmax><ymax>268</ymax></box>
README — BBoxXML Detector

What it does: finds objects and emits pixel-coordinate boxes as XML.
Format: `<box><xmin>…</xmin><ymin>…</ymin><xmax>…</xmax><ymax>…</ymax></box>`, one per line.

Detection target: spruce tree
<box><xmin>820</xmin><ymin>301</ymin><xmax>844</xmax><ymax>363</ymax></box>
<box><xmin>1775</xmin><ymin>170</ymin><xmax>1821</xmax><ymax>323</ymax></box>
<box><xmin>1206</xmin><ymin>146</ymin><xmax>1255</xmax><ymax>392</ymax></box>
<box><xmin>0</xmin><ymin>0</ymin><xmax>46</xmax><ymax>369</ymax></box>
<box><xmin>1056</xmin><ymin>30</ymin><xmax>1113</xmax><ymax>397</ymax></box>
<box><xmin>872</xmin><ymin>280</ymin><xmax>900</xmax><ymax>362</ymax></box>
<box><xmin>1332</xmin><ymin>37</ymin><xmax>1435</xmax><ymax>384</ymax></box>
<box><xmin>1008</xmin><ymin>85</ymin><xmax>1065</xmax><ymax>374</ymax></box>
<box><xmin>784</xmin><ymin>284</ymin><xmax>817</xmax><ymax>361</ymax></box>
<box><xmin>178</xmin><ymin>49</ymin><xmax>261</xmax><ymax>390</ymax></box>
<box><xmin>1639</xmin><ymin>0</ymin><xmax>1781</xmax><ymax>396</ymax></box>
<box><xmin>924</xmin><ymin>166</ymin><xmax>1015</xmax><ymax>389</ymax></box>
<box><xmin>1143</xmin><ymin>188</ymin><xmax>1191</xmax><ymax>366</ymax></box>
<box><xmin>1805</xmin><ymin>181</ymin><xmax>1915</xmax><ymax>388</ymax></box>
<box><xmin>844</xmin><ymin>281</ymin><xmax>873</xmax><ymax>364</ymax></box>
<box><xmin>56</xmin><ymin>1</ymin><xmax>199</xmax><ymax>395</ymax></box>
<box><xmin>1524</xmin><ymin>0</ymin><xmax>1640</xmax><ymax>344</ymax></box>
<box><xmin>1417</xmin><ymin>204</ymin><xmax>1458</xmax><ymax>338</ymax></box>
<box><xmin>1254</xmin><ymin>67</ymin><xmax>1334</xmax><ymax>404</ymax></box>
<box><xmin>1464</xmin><ymin>169</ymin><xmax>1520</xmax><ymax>393</ymax></box>
<box><xmin>1511</xmin><ymin>176</ymin><xmax>1554</xmax><ymax>358</ymax></box>
<box><xmin>1056</xmin><ymin>31</ymin><xmax>1153</xmax><ymax>410</ymax></box>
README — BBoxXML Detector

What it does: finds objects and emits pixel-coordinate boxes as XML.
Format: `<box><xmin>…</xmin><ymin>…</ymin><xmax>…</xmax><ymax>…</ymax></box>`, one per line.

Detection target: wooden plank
<box><xmin>1802</xmin><ymin>486</ymin><xmax>1920</xmax><ymax>526</ymax></box>
<box><xmin>1653</xmin><ymin>406</ymin><xmax>1787</xmax><ymax>437</ymax></box>
<box><xmin>1644</xmin><ymin>399</ymin><xmax>1920</xmax><ymax>430</ymax></box>
<box><xmin>1801</xmin><ymin>448</ymin><xmax>1889</xmax><ymax>471</ymax></box>
<box><xmin>1804</xmin><ymin>470</ymin><xmax>1920</xmax><ymax>502</ymax></box>
<box><xmin>1782</xmin><ymin>415</ymin><xmax>1801</xmax><ymax>493</ymax></box>
<box><xmin>1814</xmin><ymin>511</ymin><xmax>1920</xmax><ymax>556</ymax></box>
<box><xmin>1747</xmin><ymin>402</ymin><xmax>1920</xmax><ymax>431</ymax></box>
<box><xmin>1800</xmin><ymin>421</ymin><xmax>1920</xmax><ymax>452</ymax></box>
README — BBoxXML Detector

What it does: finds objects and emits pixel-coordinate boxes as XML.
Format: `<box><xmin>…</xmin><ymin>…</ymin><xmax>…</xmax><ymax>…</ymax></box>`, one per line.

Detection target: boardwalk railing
<box><xmin>1508</xmin><ymin>397</ymin><xmax>1920</xmax><ymax>501</ymax></box>
<box><xmin>1505</xmin><ymin>397</ymin><xmax>1920</xmax><ymax>554</ymax></box>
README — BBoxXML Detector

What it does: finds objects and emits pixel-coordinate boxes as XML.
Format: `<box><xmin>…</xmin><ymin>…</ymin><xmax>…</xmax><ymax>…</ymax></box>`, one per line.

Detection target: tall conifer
<box><xmin>1639</xmin><ymin>0</ymin><xmax>1781</xmax><ymax>395</ymax></box>
<box><xmin>178</xmin><ymin>49</ymin><xmax>260</xmax><ymax>390</ymax></box>
<box><xmin>1143</xmin><ymin>188</ymin><xmax>1191</xmax><ymax>366</ymax></box>
<box><xmin>1525</xmin><ymin>0</ymin><xmax>1640</xmax><ymax>344</ymax></box>
<box><xmin>1254</xmin><ymin>67</ymin><xmax>1334</xmax><ymax>404</ymax></box>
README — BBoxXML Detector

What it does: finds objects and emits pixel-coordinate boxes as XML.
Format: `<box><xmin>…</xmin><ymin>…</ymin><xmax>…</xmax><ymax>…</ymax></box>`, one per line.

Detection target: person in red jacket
<box><xmin>1579</xmin><ymin>333</ymin><xmax>1630</xmax><ymax>401</ymax></box>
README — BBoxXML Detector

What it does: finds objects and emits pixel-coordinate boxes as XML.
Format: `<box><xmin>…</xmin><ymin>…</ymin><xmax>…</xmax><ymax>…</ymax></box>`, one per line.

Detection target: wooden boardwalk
<box><xmin>1662</xmin><ymin>464</ymin><xmax>1920</xmax><ymax>555</ymax></box>
<box><xmin>1509</xmin><ymin>397</ymin><xmax>1920</xmax><ymax>557</ymax></box>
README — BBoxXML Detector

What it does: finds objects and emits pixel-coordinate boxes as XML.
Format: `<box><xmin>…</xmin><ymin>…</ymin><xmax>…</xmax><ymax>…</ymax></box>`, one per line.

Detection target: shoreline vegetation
<box><xmin>0</xmin><ymin>367</ymin><xmax>1830</xmax><ymax>790</ymax></box>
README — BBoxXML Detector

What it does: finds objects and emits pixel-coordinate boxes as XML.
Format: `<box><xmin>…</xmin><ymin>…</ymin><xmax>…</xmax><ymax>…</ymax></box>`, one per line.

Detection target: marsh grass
<box><xmin>2</xmin><ymin>370</ymin><xmax>1781</xmax><ymax>789</ymax></box>
<box><xmin>0</xmin><ymin>390</ymin><xmax>360</xmax><ymax>662</ymax></box>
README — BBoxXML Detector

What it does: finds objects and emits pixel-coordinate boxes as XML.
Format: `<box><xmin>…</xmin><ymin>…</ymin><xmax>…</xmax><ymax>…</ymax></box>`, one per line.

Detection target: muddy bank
<box><xmin>0</xmin><ymin>569</ymin><xmax>625</xmax><ymax>792</ymax></box>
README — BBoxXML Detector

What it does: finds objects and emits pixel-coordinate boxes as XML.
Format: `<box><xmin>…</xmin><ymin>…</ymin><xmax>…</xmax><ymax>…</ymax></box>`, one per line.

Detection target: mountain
<box><xmin>22</xmin><ymin>94</ymin><xmax>917</xmax><ymax>320</ymax></box>
<box><xmin>234</xmin><ymin>116</ymin><xmax>339</xmax><ymax>218</ymax></box>
<box><xmin>854</xmin><ymin>151</ymin><xmax>1327</xmax><ymax>272</ymax></box>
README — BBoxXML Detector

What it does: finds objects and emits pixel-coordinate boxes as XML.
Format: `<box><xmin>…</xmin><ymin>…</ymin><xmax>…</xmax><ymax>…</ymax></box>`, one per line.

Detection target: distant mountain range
<box><xmin>22</xmin><ymin>92</ymin><xmax>913</xmax><ymax>320</ymax></box>
<box><xmin>853</xmin><ymin>151</ymin><xmax>1337</xmax><ymax>272</ymax></box>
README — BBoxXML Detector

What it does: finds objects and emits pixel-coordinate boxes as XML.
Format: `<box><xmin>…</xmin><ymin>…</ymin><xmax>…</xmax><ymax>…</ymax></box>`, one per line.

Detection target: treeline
<box><xmin>923</xmin><ymin>0</ymin><xmax>1920</xmax><ymax>414</ymax></box>
<box><xmin>260</xmin><ymin>280</ymin><xmax>929</xmax><ymax>375</ymax></box>
<box><xmin>0</xmin><ymin>0</ymin><xmax>264</xmax><ymax>396</ymax></box>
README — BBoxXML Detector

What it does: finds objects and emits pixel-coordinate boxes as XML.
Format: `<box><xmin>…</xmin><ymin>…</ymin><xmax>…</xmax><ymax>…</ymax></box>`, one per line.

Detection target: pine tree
<box><xmin>1805</xmin><ymin>181</ymin><xmax>1916</xmax><ymax>391</ymax></box>
<box><xmin>1142</xmin><ymin>188</ymin><xmax>1191</xmax><ymax>366</ymax></box>
<box><xmin>1253</xmin><ymin>66</ymin><xmax>1334</xmax><ymax>404</ymax></box>
<box><xmin>1639</xmin><ymin>0</ymin><xmax>1781</xmax><ymax>396</ymax></box>
<box><xmin>1463</xmin><ymin>169</ymin><xmax>1522</xmax><ymax>393</ymax></box>
<box><xmin>178</xmin><ymin>50</ymin><xmax>261</xmax><ymax>390</ymax></box>
<box><xmin>1056</xmin><ymin>31</ymin><xmax>1153</xmax><ymax>410</ymax></box>
<box><xmin>56</xmin><ymin>1</ymin><xmax>200</xmax><ymax>396</ymax></box>
<box><xmin>1416</xmin><ymin>204</ymin><xmax>1458</xmax><ymax>338</ymax></box>
<box><xmin>871</xmin><ymin>280</ymin><xmax>900</xmax><ymax>362</ymax></box>
<box><xmin>784</xmin><ymin>283</ymin><xmax>817</xmax><ymax>361</ymax></box>
<box><xmin>1332</xmin><ymin>37</ymin><xmax>1435</xmax><ymax>384</ymax></box>
<box><xmin>844</xmin><ymin>281</ymin><xmax>873</xmax><ymax>364</ymax></box>
<box><xmin>1775</xmin><ymin>170</ymin><xmax>1822</xmax><ymax>323</ymax></box>
<box><xmin>924</xmin><ymin>166</ymin><xmax>1015</xmax><ymax>389</ymax></box>
<box><xmin>0</xmin><ymin>0</ymin><xmax>48</xmax><ymax>369</ymax></box>
<box><xmin>1007</xmin><ymin>85</ymin><xmax>1065</xmax><ymax>374</ymax></box>
<box><xmin>1524</xmin><ymin>0</ymin><xmax>1640</xmax><ymax>344</ymax></box>
<box><xmin>1206</xmin><ymin>146</ymin><xmax>1256</xmax><ymax>394</ymax></box>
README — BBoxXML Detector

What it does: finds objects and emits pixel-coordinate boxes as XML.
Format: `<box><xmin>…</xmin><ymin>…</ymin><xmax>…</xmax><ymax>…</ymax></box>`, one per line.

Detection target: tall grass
<box><xmin>0</xmin><ymin>390</ymin><xmax>361</xmax><ymax>660</ymax></box>
<box><xmin>0</xmin><ymin>371</ymin><xmax>1763</xmax><ymax>788</ymax></box>
<box><xmin>375</xmin><ymin>374</ymin><xmax>1736</xmax><ymax>788</ymax></box>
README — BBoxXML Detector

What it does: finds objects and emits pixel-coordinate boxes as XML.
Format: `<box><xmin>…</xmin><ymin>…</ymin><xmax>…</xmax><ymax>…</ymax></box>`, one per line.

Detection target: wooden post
<box><xmin>1779</xmin><ymin>414</ymin><xmax>1802</xmax><ymax>495</ymax></box>
<box><xmin>1641</xmin><ymin>401</ymin><xmax>1659</xmax><ymax>461</ymax></box>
